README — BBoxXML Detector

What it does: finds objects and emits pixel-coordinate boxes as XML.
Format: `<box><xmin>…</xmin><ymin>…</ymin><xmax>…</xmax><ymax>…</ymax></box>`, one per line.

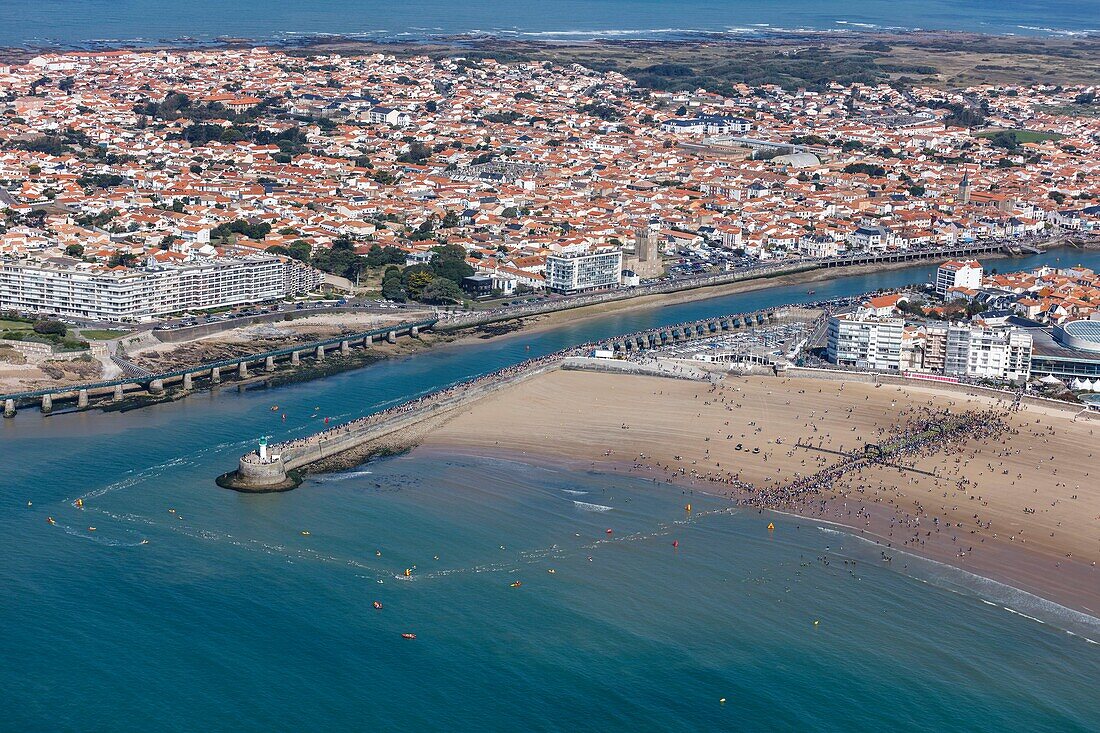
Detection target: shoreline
<box><xmin>406</xmin><ymin>368</ymin><xmax>1100</xmax><ymax>616</ymax></box>
<box><xmin>4</xmin><ymin>26</ymin><xmax>1098</xmax><ymax>56</ymax></box>
<box><xmin>7</xmin><ymin>244</ymin><xmax>1091</xmax><ymax>415</ymax></box>
<box><xmin>403</xmin><ymin>441</ymin><xmax>1100</xmax><ymax>637</ymax></box>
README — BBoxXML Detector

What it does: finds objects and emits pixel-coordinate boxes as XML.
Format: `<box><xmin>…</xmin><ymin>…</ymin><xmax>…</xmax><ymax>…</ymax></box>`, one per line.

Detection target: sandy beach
<box><xmin>417</xmin><ymin>369</ymin><xmax>1100</xmax><ymax>614</ymax></box>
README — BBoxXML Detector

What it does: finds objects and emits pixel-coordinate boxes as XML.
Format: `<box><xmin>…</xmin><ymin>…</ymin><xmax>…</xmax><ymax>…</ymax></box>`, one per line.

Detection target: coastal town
<box><xmin>6</xmin><ymin>1</ymin><xmax>1100</xmax><ymax>723</ymax></box>
<box><xmin>0</xmin><ymin>46</ymin><xmax>1098</xmax><ymax>327</ymax></box>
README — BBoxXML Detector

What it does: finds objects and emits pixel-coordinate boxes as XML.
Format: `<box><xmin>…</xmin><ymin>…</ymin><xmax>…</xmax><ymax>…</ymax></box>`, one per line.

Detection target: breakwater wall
<box><xmin>225</xmin><ymin>360</ymin><xmax>564</xmax><ymax>490</ymax></box>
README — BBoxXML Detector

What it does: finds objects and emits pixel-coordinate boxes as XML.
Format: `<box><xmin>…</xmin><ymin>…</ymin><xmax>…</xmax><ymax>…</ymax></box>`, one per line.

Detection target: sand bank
<box><xmin>418</xmin><ymin>369</ymin><xmax>1100</xmax><ymax>613</ymax></box>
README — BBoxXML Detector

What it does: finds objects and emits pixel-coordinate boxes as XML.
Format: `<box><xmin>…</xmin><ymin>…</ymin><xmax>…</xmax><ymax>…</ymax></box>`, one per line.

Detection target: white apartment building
<box><xmin>828</xmin><ymin>314</ymin><xmax>1032</xmax><ymax>383</ymax></box>
<box><xmin>0</xmin><ymin>255</ymin><xmax>322</xmax><ymax>322</ymax></box>
<box><xmin>826</xmin><ymin>314</ymin><xmax>905</xmax><ymax>371</ymax></box>
<box><xmin>944</xmin><ymin>325</ymin><xmax>1032</xmax><ymax>382</ymax></box>
<box><xmin>545</xmin><ymin>247</ymin><xmax>623</xmax><ymax>294</ymax></box>
<box><xmin>936</xmin><ymin>260</ymin><xmax>983</xmax><ymax>298</ymax></box>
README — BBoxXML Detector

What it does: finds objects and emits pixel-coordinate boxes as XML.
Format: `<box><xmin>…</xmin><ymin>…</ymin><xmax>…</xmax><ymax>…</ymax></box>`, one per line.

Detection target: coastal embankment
<box><xmin>7</xmin><ymin>241</ymin><xmax>1096</xmax><ymax>418</ymax></box>
<box><xmin>443</xmin><ymin>239</ymin><xmax>1071</xmax><ymax>336</ymax></box>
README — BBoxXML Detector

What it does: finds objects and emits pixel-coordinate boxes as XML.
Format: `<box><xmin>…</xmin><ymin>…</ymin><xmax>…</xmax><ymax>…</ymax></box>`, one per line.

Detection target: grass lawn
<box><xmin>0</xmin><ymin>319</ymin><xmax>33</xmax><ymax>331</ymax></box>
<box><xmin>79</xmin><ymin>329</ymin><xmax>129</xmax><ymax>340</ymax></box>
<box><xmin>976</xmin><ymin>128</ymin><xmax>1064</xmax><ymax>144</ymax></box>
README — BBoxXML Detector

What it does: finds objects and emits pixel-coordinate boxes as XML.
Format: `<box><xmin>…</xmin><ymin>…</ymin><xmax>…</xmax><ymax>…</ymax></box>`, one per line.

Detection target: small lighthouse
<box><xmin>259</xmin><ymin>436</ymin><xmax>268</xmax><ymax>461</ymax></box>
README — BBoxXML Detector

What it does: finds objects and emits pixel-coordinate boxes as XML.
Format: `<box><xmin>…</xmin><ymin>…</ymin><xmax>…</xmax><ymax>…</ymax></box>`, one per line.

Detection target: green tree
<box><xmin>420</xmin><ymin>277</ymin><xmax>463</xmax><ymax>303</ymax></box>
<box><xmin>381</xmin><ymin>265</ymin><xmax>405</xmax><ymax>301</ymax></box>
<box><xmin>64</xmin><ymin>244</ymin><xmax>84</xmax><ymax>257</ymax></box>
<box><xmin>33</xmin><ymin>319</ymin><xmax>67</xmax><ymax>336</ymax></box>
<box><xmin>429</xmin><ymin>243</ymin><xmax>474</xmax><ymax>284</ymax></box>
<box><xmin>288</xmin><ymin>240</ymin><xmax>313</xmax><ymax>262</ymax></box>
<box><xmin>401</xmin><ymin>265</ymin><xmax>435</xmax><ymax>299</ymax></box>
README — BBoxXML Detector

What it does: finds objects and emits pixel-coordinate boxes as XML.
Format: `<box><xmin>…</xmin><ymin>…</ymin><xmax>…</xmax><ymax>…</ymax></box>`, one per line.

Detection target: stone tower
<box><xmin>635</xmin><ymin>226</ymin><xmax>656</xmax><ymax>262</ymax></box>
<box><xmin>958</xmin><ymin>173</ymin><xmax>971</xmax><ymax>205</ymax></box>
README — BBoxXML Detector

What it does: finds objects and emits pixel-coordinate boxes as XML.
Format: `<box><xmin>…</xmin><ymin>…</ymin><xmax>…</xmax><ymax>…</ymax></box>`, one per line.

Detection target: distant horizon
<box><xmin>3</xmin><ymin>0</ymin><xmax>1099</xmax><ymax>51</ymax></box>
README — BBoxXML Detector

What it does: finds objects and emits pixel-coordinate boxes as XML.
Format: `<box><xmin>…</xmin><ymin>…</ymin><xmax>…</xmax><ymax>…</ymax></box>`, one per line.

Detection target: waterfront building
<box><xmin>545</xmin><ymin>248</ymin><xmax>623</xmax><ymax>294</ymax></box>
<box><xmin>0</xmin><ymin>255</ymin><xmax>321</xmax><ymax>321</ymax></box>
<box><xmin>1028</xmin><ymin>317</ymin><xmax>1100</xmax><ymax>380</ymax></box>
<box><xmin>826</xmin><ymin>314</ymin><xmax>905</xmax><ymax>371</ymax></box>
<box><xmin>944</xmin><ymin>325</ymin><xmax>1032</xmax><ymax>382</ymax></box>
<box><xmin>936</xmin><ymin>260</ymin><xmax>984</xmax><ymax>298</ymax></box>
<box><xmin>827</xmin><ymin>314</ymin><xmax>1033</xmax><ymax>382</ymax></box>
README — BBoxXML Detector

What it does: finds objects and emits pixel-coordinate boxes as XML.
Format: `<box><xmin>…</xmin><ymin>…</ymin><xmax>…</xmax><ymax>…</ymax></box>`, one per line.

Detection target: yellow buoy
<box><xmin>767</xmin><ymin>523</ymin><xmax>775</xmax><ymax>531</ymax></box>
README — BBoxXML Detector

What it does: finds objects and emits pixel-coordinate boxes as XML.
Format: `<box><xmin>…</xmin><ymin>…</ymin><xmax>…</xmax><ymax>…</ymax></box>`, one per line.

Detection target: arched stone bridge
<box><xmin>599</xmin><ymin>311</ymin><xmax>778</xmax><ymax>353</ymax></box>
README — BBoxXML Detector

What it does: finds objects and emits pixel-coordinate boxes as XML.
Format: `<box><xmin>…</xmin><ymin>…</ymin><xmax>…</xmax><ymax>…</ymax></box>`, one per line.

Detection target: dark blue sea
<box><xmin>4</xmin><ymin>249</ymin><xmax>1100</xmax><ymax>731</ymax></box>
<box><xmin>3</xmin><ymin>0</ymin><xmax>1099</xmax><ymax>49</ymax></box>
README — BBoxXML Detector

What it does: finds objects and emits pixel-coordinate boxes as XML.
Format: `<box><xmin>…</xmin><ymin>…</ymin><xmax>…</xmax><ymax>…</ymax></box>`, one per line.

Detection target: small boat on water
<box><xmin>75</xmin><ymin>498</ymin><xmax>84</xmax><ymax>508</ymax></box>
<box><xmin>372</xmin><ymin>601</ymin><xmax>383</xmax><ymax>610</ymax></box>
<box><xmin>401</xmin><ymin>633</ymin><xmax>416</xmax><ymax>640</ymax></box>
<box><xmin>547</xmin><ymin>569</ymin><xmax>556</xmax><ymax>574</ymax></box>
<box><xmin>270</xmin><ymin>405</ymin><xmax>279</xmax><ymax>411</ymax></box>
<box><xmin>807</xmin><ymin>289</ymin><xmax>816</xmax><ymax>295</ymax></box>
<box><xmin>301</xmin><ymin>530</ymin><xmax>311</xmax><ymax>536</ymax></box>
<box><xmin>46</xmin><ymin>517</ymin><xmax>55</xmax><ymax>525</ymax></box>
<box><xmin>88</xmin><ymin>527</ymin><xmax>96</xmax><ymax>532</ymax></box>
<box><xmin>510</xmin><ymin>581</ymin><xmax>522</xmax><ymax>588</ymax></box>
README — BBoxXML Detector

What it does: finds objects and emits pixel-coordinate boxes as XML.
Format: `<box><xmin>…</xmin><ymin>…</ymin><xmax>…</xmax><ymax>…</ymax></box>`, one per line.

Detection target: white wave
<box><xmin>561</xmin><ymin>489</ymin><xmax>589</xmax><ymax>496</ymax></box>
<box><xmin>805</xmin><ymin>517</ymin><xmax>1100</xmax><ymax>640</ymax></box>
<box><xmin>315</xmin><ymin>469</ymin><xmax>374</xmax><ymax>482</ymax></box>
<box><xmin>573</xmin><ymin>500</ymin><xmax>613</xmax><ymax>512</ymax></box>
<box><xmin>508</xmin><ymin>28</ymin><xmax>709</xmax><ymax>38</ymax></box>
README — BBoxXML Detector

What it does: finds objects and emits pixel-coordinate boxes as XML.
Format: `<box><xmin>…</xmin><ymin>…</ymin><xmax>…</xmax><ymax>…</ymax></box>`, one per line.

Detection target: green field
<box><xmin>976</xmin><ymin>129</ymin><xmax>1064</xmax><ymax>144</ymax></box>
<box><xmin>0</xmin><ymin>319</ymin><xmax>32</xmax><ymax>331</ymax></box>
<box><xmin>79</xmin><ymin>329</ymin><xmax>128</xmax><ymax>340</ymax></box>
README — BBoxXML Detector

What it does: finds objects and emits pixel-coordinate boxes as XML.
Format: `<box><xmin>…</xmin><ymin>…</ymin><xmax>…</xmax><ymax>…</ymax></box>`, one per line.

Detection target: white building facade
<box><xmin>826</xmin><ymin>315</ymin><xmax>905</xmax><ymax>371</ymax></box>
<box><xmin>545</xmin><ymin>248</ymin><xmax>623</xmax><ymax>294</ymax></box>
<box><xmin>0</xmin><ymin>255</ymin><xmax>322</xmax><ymax>321</ymax></box>
<box><xmin>827</xmin><ymin>314</ymin><xmax>1032</xmax><ymax>382</ymax></box>
<box><xmin>936</xmin><ymin>260</ymin><xmax>983</xmax><ymax>298</ymax></box>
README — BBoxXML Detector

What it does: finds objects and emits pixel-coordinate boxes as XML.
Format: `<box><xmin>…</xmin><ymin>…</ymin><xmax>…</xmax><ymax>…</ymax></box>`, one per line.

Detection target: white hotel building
<box><xmin>826</xmin><ymin>315</ymin><xmax>905</xmax><ymax>371</ymax></box>
<box><xmin>826</xmin><ymin>314</ymin><xmax>1033</xmax><ymax>382</ymax></box>
<box><xmin>545</xmin><ymin>247</ymin><xmax>623</xmax><ymax>294</ymax></box>
<box><xmin>0</xmin><ymin>255</ymin><xmax>322</xmax><ymax>322</ymax></box>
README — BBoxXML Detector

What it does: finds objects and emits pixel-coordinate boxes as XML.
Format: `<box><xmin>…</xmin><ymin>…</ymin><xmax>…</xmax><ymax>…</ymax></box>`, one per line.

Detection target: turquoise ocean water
<box><xmin>4</xmin><ymin>249</ymin><xmax>1100</xmax><ymax>730</ymax></box>
<box><xmin>3</xmin><ymin>0</ymin><xmax>1099</xmax><ymax>48</ymax></box>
